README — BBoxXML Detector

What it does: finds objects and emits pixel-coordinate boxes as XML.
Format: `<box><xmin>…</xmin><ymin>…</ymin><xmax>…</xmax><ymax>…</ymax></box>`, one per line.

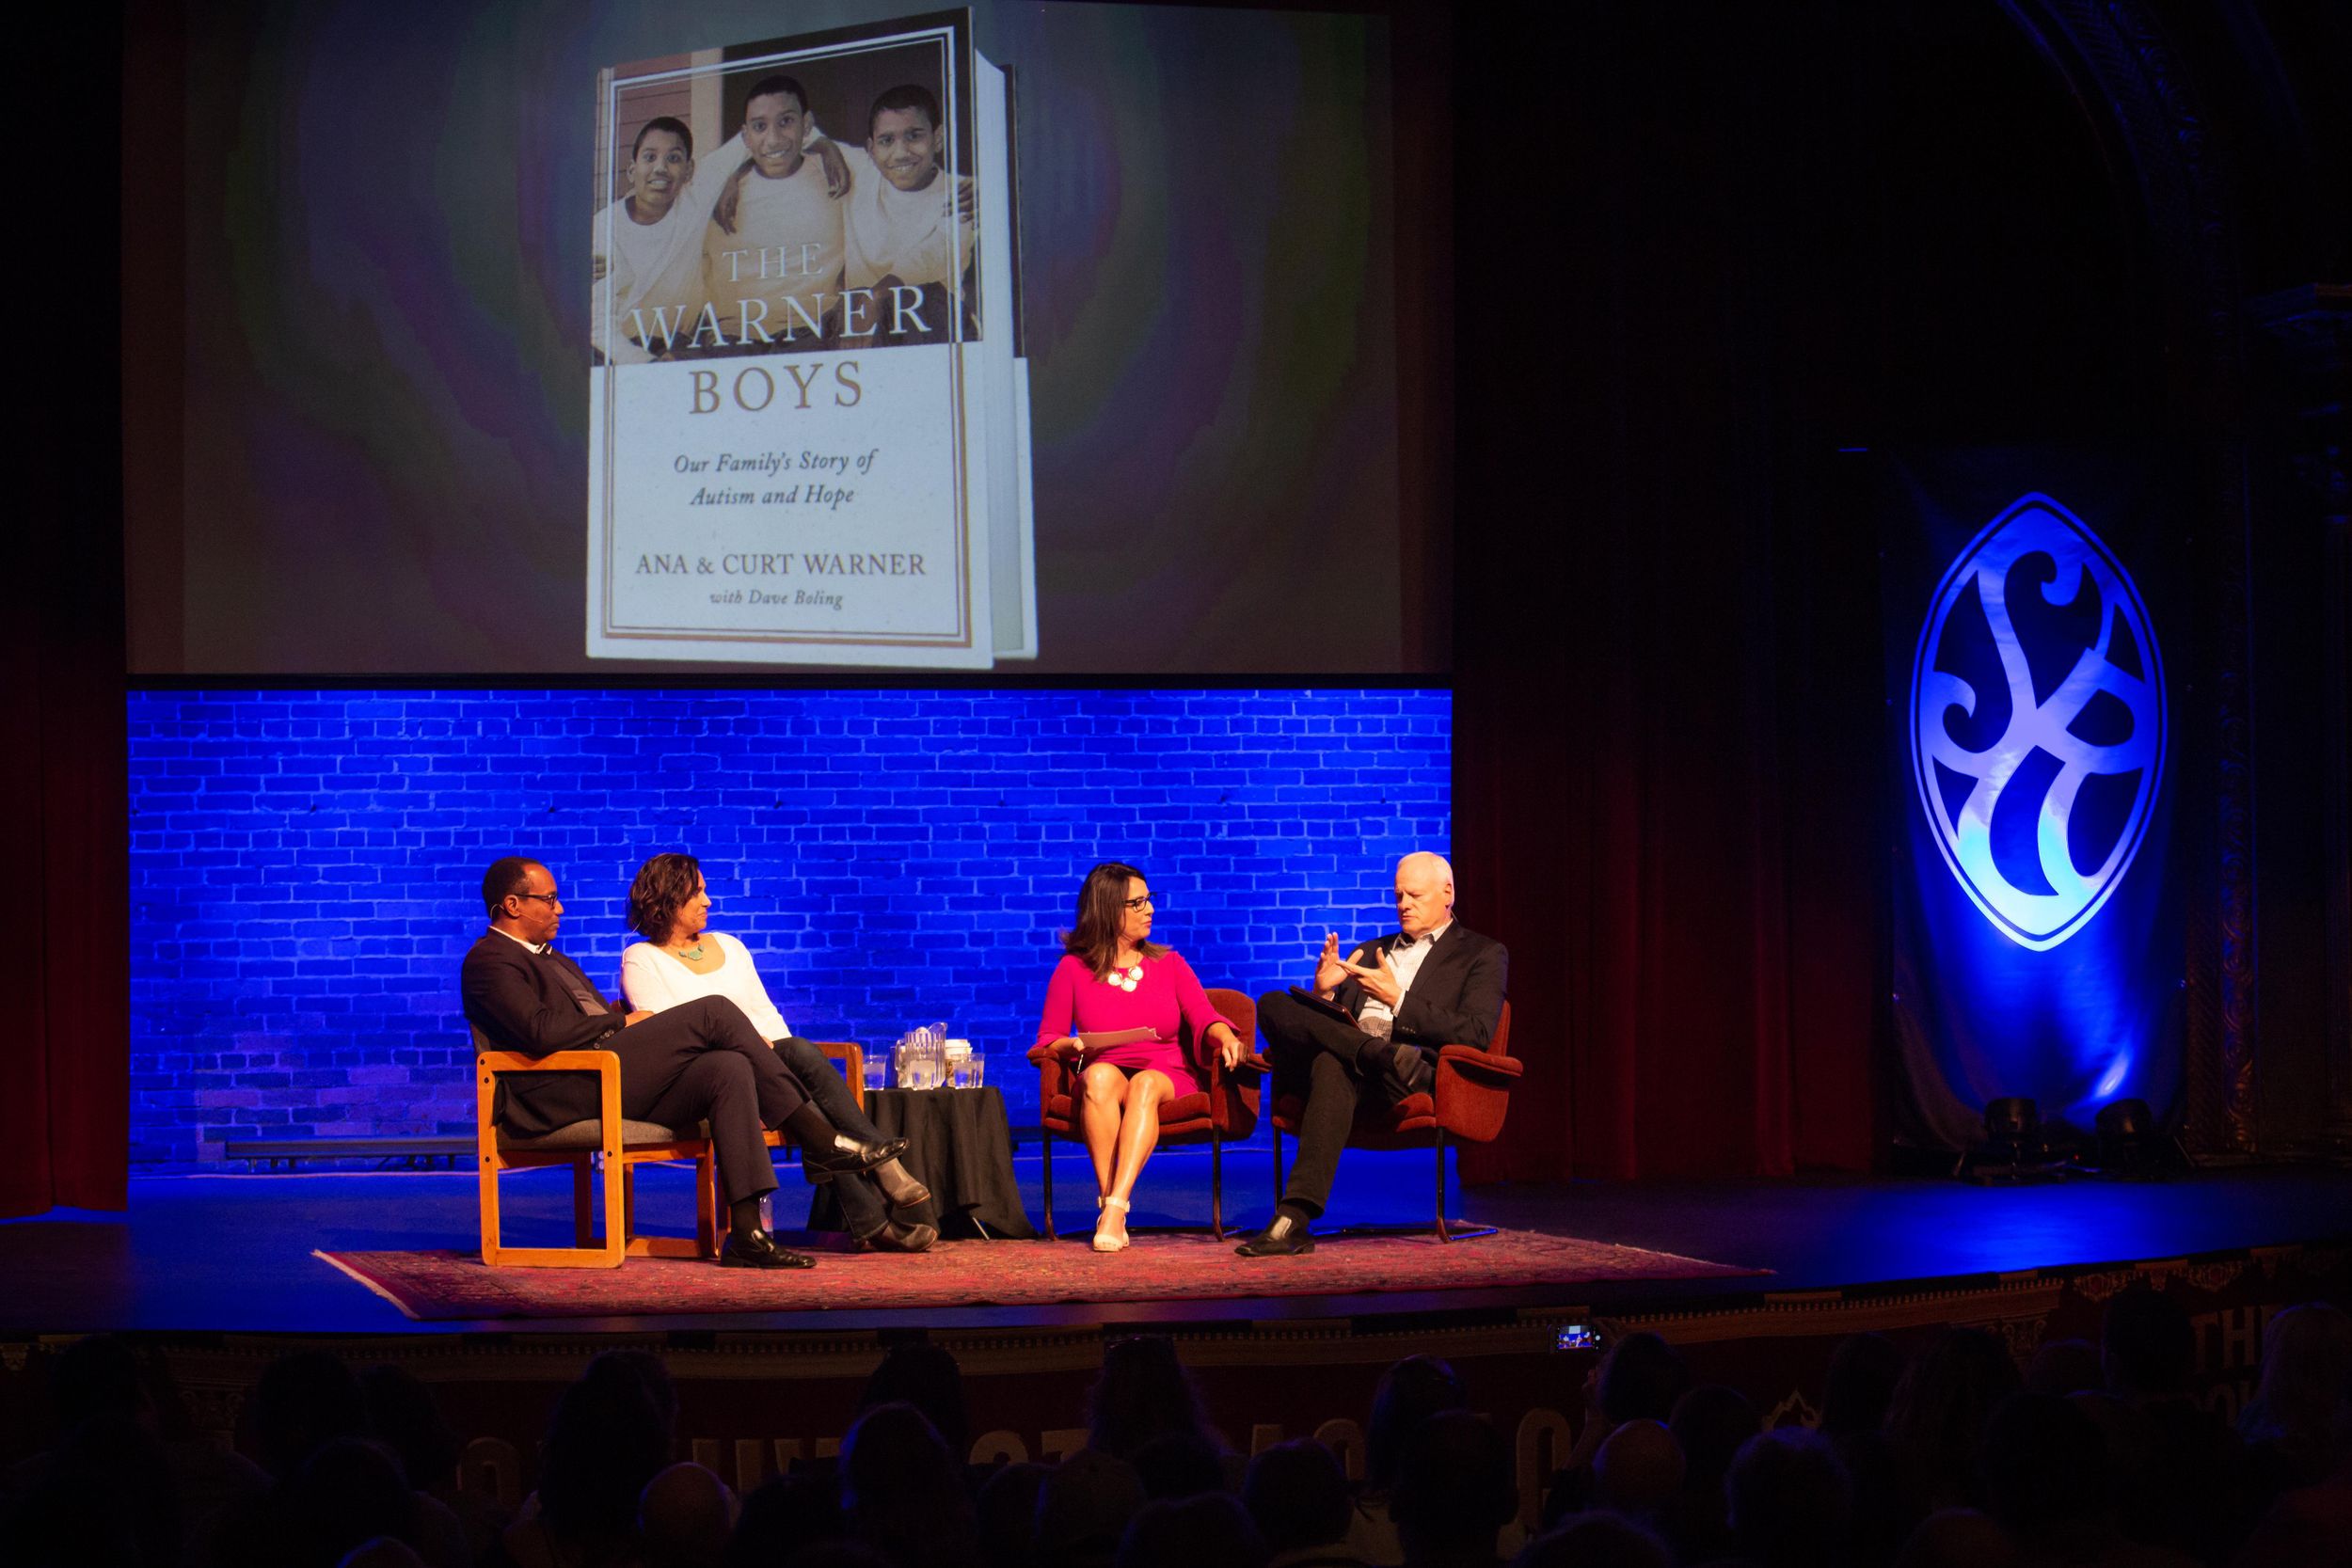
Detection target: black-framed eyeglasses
<box><xmin>1122</xmin><ymin>893</ymin><xmax>1157</xmax><ymax>911</ymax></box>
<box><xmin>514</xmin><ymin>891</ymin><xmax>562</xmax><ymax>905</ymax></box>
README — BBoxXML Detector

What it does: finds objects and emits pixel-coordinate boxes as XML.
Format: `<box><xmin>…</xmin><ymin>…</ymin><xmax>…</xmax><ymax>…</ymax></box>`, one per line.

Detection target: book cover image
<box><xmin>587</xmin><ymin>9</ymin><xmax>1033</xmax><ymax>667</ymax></box>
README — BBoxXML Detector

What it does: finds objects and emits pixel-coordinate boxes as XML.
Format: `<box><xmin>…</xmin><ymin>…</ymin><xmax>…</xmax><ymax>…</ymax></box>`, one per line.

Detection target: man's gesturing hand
<box><xmin>1312</xmin><ymin>933</ymin><xmax>1348</xmax><ymax>995</ymax></box>
<box><xmin>1338</xmin><ymin>951</ymin><xmax>1403</xmax><ymax>1008</ymax></box>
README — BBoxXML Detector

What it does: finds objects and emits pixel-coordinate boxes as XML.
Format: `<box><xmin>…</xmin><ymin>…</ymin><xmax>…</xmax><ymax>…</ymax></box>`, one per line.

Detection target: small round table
<box><xmin>802</xmin><ymin>1085</ymin><xmax>1037</xmax><ymax>1240</ymax></box>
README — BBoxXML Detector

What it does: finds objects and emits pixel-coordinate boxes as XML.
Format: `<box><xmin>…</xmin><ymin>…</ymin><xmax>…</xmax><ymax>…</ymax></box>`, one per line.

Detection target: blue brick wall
<box><xmin>127</xmin><ymin>689</ymin><xmax>1452</xmax><ymax>1167</ymax></box>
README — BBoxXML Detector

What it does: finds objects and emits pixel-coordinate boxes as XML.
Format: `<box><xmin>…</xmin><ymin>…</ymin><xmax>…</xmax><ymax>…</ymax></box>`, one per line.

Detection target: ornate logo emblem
<box><xmin>1911</xmin><ymin>494</ymin><xmax>2165</xmax><ymax>951</ymax></box>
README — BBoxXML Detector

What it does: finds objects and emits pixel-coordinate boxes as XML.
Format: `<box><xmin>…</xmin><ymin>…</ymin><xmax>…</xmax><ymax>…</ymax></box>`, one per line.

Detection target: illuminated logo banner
<box><xmin>1909</xmin><ymin>494</ymin><xmax>2166</xmax><ymax>951</ymax></box>
<box><xmin>1879</xmin><ymin>454</ymin><xmax>2185</xmax><ymax>1152</ymax></box>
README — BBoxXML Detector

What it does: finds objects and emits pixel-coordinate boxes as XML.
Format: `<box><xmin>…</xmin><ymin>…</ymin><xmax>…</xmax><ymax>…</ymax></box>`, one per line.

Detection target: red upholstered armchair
<box><xmin>1027</xmin><ymin>988</ymin><xmax>1259</xmax><ymax>1240</ymax></box>
<box><xmin>1264</xmin><ymin>1000</ymin><xmax>1519</xmax><ymax>1241</ymax></box>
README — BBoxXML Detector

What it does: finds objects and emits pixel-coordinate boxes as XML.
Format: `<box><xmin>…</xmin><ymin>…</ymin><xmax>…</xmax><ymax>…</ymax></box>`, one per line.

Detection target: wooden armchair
<box><xmin>1263</xmin><ymin>1000</ymin><xmax>1518</xmax><ymax>1242</ymax></box>
<box><xmin>1026</xmin><ymin>988</ymin><xmax>1260</xmax><ymax>1240</ymax></box>
<box><xmin>474</xmin><ymin>1036</ymin><xmax>864</xmax><ymax>1268</ymax></box>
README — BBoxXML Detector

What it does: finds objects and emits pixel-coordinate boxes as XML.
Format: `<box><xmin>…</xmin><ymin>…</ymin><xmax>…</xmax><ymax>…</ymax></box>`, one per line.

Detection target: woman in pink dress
<box><xmin>1036</xmin><ymin>862</ymin><xmax>1246</xmax><ymax>1252</ymax></box>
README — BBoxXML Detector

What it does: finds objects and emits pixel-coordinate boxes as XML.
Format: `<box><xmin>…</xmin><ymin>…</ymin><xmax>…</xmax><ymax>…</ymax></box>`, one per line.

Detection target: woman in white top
<box><xmin>622</xmin><ymin>852</ymin><xmax>935</xmax><ymax>1252</ymax></box>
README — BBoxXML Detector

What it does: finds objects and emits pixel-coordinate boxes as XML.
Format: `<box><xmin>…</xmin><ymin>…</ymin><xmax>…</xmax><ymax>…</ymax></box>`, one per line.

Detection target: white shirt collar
<box><xmin>1398</xmin><ymin>920</ymin><xmax>1453</xmax><ymax>949</ymax></box>
<box><xmin>490</xmin><ymin>926</ymin><xmax>547</xmax><ymax>956</ymax></box>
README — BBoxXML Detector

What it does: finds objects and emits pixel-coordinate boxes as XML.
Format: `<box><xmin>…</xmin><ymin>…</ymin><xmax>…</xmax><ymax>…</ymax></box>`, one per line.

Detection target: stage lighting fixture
<box><xmin>1984</xmin><ymin>1097</ymin><xmax>2042</xmax><ymax>1159</ymax></box>
<box><xmin>2092</xmin><ymin>1097</ymin><xmax>2185</xmax><ymax>1178</ymax></box>
<box><xmin>1959</xmin><ymin>1096</ymin><xmax>2065</xmax><ymax>1182</ymax></box>
<box><xmin>2095</xmin><ymin>1097</ymin><xmax>2152</xmax><ymax>1139</ymax></box>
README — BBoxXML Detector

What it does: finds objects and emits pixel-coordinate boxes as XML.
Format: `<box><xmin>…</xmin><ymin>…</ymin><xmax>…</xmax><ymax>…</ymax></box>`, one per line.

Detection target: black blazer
<box><xmin>461</xmin><ymin>930</ymin><xmax>628</xmax><ymax>1134</ymax></box>
<box><xmin>1334</xmin><ymin>924</ymin><xmax>1508</xmax><ymax>1051</ymax></box>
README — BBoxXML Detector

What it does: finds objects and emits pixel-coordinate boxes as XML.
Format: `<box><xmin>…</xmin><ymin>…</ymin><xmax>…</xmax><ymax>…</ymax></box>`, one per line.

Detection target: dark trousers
<box><xmin>771</xmin><ymin>1036</ymin><xmax>889</xmax><ymax>1239</ymax></box>
<box><xmin>610</xmin><ymin>996</ymin><xmax>808</xmax><ymax>1205</ymax></box>
<box><xmin>1258</xmin><ymin>990</ymin><xmax>1422</xmax><ymax>1218</ymax></box>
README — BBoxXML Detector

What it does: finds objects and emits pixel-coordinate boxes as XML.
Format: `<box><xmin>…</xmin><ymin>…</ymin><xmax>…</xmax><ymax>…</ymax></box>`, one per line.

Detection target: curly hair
<box><xmin>1061</xmin><ymin>862</ymin><xmax>1166</xmax><ymax>978</ymax></box>
<box><xmin>628</xmin><ymin>852</ymin><xmax>704</xmax><ymax>941</ymax></box>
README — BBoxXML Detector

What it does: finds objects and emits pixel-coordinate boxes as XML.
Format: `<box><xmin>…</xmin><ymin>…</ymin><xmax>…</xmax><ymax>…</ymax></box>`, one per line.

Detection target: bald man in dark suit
<box><xmin>1237</xmin><ymin>851</ymin><xmax>1508</xmax><ymax>1257</ymax></box>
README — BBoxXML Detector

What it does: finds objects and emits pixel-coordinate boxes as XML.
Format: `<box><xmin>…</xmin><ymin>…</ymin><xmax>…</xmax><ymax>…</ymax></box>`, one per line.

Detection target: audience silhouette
<box><xmin>8</xmin><ymin>1294</ymin><xmax>2346</xmax><ymax>1568</ymax></box>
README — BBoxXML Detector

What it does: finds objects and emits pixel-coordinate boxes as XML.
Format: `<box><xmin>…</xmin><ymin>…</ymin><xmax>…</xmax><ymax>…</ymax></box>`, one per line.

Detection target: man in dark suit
<box><xmin>1237</xmin><ymin>851</ymin><xmax>1508</xmax><ymax>1258</ymax></box>
<box><xmin>463</xmin><ymin>855</ymin><xmax>906</xmax><ymax>1269</ymax></box>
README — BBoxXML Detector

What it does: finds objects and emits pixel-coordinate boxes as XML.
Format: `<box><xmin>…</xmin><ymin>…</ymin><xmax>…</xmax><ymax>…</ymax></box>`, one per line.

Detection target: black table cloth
<box><xmin>802</xmin><ymin>1085</ymin><xmax>1036</xmax><ymax>1240</ymax></box>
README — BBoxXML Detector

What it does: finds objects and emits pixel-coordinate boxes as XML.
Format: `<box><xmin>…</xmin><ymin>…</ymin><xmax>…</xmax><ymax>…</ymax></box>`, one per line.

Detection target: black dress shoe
<box><xmin>852</xmin><ymin>1220</ymin><xmax>939</xmax><ymax>1254</ymax></box>
<box><xmin>720</xmin><ymin>1227</ymin><xmax>817</xmax><ymax>1269</ymax></box>
<box><xmin>800</xmin><ymin>1133</ymin><xmax>911</xmax><ymax>1181</ymax></box>
<box><xmin>1234</xmin><ymin>1213</ymin><xmax>1315</xmax><ymax>1258</ymax></box>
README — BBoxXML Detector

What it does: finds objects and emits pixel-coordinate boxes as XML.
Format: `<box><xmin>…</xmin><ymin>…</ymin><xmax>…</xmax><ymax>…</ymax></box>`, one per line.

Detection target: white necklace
<box><xmin>1101</xmin><ymin>961</ymin><xmax>1142</xmax><ymax>992</ymax></box>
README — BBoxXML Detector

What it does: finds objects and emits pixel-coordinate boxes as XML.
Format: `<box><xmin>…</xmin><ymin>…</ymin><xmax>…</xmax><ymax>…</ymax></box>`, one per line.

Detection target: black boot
<box><xmin>783</xmin><ymin>1103</ymin><xmax>907</xmax><ymax>1181</ymax></box>
<box><xmin>872</xmin><ymin>1157</ymin><xmax>932</xmax><ymax>1212</ymax></box>
<box><xmin>853</xmin><ymin>1219</ymin><xmax>939</xmax><ymax>1253</ymax></box>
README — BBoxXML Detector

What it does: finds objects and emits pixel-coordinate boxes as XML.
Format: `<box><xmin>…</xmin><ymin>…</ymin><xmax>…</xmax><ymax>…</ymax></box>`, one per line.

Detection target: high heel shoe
<box><xmin>872</xmin><ymin>1157</ymin><xmax>932</xmax><ymax>1212</ymax></box>
<box><xmin>1093</xmin><ymin>1195</ymin><xmax>1131</xmax><ymax>1253</ymax></box>
<box><xmin>800</xmin><ymin>1132</ymin><xmax>910</xmax><ymax>1182</ymax></box>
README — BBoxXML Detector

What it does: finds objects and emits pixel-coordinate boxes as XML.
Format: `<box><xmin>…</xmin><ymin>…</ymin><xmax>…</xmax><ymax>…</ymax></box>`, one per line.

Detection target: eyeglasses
<box><xmin>514</xmin><ymin>891</ymin><xmax>562</xmax><ymax>906</ymax></box>
<box><xmin>1122</xmin><ymin>893</ymin><xmax>1157</xmax><ymax>911</ymax></box>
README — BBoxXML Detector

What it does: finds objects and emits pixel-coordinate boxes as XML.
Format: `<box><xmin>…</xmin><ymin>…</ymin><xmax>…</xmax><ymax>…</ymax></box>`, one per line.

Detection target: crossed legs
<box><xmin>768</xmin><ymin>1036</ymin><xmax>929</xmax><ymax>1243</ymax></box>
<box><xmin>1252</xmin><ymin>989</ymin><xmax>1390</xmax><ymax>1232</ymax></box>
<box><xmin>1078</xmin><ymin>1063</ymin><xmax>1176</xmax><ymax>1249</ymax></box>
<box><xmin>620</xmin><ymin>996</ymin><xmax>808</xmax><ymax>1206</ymax></box>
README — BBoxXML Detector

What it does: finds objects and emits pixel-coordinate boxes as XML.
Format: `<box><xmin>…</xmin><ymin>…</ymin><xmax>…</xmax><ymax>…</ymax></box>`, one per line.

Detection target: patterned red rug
<box><xmin>315</xmin><ymin>1231</ymin><xmax>1763</xmax><ymax>1321</ymax></box>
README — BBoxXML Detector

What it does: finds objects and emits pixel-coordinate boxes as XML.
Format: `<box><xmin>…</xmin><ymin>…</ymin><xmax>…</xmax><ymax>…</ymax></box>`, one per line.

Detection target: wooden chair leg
<box><xmin>478</xmin><ymin>1154</ymin><xmax>502</xmax><ymax>1266</ymax></box>
<box><xmin>696</xmin><ymin>1150</ymin><xmax>722</xmax><ymax>1259</ymax></box>
<box><xmin>1271</xmin><ymin>1126</ymin><xmax>1285</xmax><ymax>1209</ymax></box>
<box><xmin>599</xmin><ymin>1148</ymin><xmax>626</xmax><ymax>1268</ymax></box>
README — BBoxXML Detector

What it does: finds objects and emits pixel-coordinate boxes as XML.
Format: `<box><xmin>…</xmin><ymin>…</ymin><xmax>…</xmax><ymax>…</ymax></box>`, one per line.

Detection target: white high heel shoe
<box><xmin>1093</xmin><ymin>1195</ymin><xmax>1131</xmax><ymax>1253</ymax></box>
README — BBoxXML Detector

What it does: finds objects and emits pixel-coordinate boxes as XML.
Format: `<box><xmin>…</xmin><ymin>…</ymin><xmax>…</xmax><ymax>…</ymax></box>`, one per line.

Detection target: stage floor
<box><xmin>5</xmin><ymin>1151</ymin><xmax>2346</xmax><ymax>1336</ymax></box>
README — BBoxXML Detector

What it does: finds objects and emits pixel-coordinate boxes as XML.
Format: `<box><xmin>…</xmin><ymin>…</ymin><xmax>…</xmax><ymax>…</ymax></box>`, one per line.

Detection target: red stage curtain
<box><xmin>6</xmin><ymin>8</ymin><xmax>128</xmax><ymax>1215</ymax></box>
<box><xmin>1453</xmin><ymin>531</ymin><xmax>1883</xmax><ymax>1181</ymax></box>
<box><xmin>2</xmin><ymin>525</ymin><xmax>130</xmax><ymax>1217</ymax></box>
<box><xmin>1450</xmin><ymin>4</ymin><xmax>1883</xmax><ymax>1182</ymax></box>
